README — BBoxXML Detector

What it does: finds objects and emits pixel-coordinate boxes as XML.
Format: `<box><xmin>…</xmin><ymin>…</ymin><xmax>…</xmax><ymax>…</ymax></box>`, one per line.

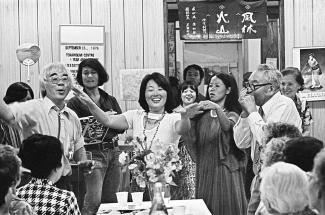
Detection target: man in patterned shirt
<box><xmin>17</xmin><ymin>134</ymin><xmax>80</xmax><ymax>215</ymax></box>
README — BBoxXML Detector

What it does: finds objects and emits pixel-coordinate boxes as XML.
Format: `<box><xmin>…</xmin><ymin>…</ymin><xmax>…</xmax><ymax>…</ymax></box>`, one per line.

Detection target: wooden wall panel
<box><xmin>310</xmin><ymin>101</ymin><xmax>325</xmax><ymax>140</ymax></box>
<box><xmin>143</xmin><ymin>0</ymin><xmax>164</xmax><ymax>68</ymax></box>
<box><xmin>0</xmin><ymin>0</ymin><xmax>165</xmax><ymax>113</ymax></box>
<box><xmin>110</xmin><ymin>0</ymin><xmax>126</xmax><ymax>111</ymax></box>
<box><xmin>284</xmin><ymin>0</ymin><xmax>294</xmax><ymax>67</ymax></box>
<box><xmin>92</xmin><ymin>0</ymin><xmax>113</xmax><ymax>94</ymax></box>
<box><xmin>313</xmin><ymin>0</ymin><xmax>325</xmax><ymax>46</ymax></box>
<box><xmin>294</xmin><ymin>0</ymin><xmax>313</xmax><ymax>47</ymax></box>
<box><xmin>0</xmin><ymin>0</ymin><xmax>20</xmax><ymax>97</ymax></box>
<box><xmin>81</xmin><ymin>0</ymin><xmax>92</xmax><ymax>24</ymax></box>
<box><xmin>124</xmin><ymin>0</ymin><xmax>143</xmax><ymax>110</ymax></box>
<box><xmin>124</xmin><ymin>0</ymin><xmax>143</xmax><ymax>69</ymax></box>
<box><xmin>51</xmin><ymin>0</ymin><xmax>70</xmax><ymax>62</ymax></box>
<box><xmin>38</xmin><ymin>0</ymin><xmax>53</xmax><ymax>81</ymax></box>
<box><xmin>19</xmin><ymin>0</ymin><xmax>40</xmax><ymax>97</ymax></box>
<box><xmin>70</xmin><ymin>0</ymin><xmax>81</xmax><ymax>24</ymax></box>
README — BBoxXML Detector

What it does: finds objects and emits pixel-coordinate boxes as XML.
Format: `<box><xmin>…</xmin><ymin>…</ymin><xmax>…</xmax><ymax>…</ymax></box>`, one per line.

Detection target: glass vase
<box><xmin>147</xmin><ymin>182</ymin><xmax>171</xmax><ymax>202</ymax></box>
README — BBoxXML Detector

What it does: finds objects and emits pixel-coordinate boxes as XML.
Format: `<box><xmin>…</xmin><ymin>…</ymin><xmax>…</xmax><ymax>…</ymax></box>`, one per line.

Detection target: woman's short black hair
<box><xmin>183</xmin><ymin>64</ymin><xmax>204</xmax><ymax>81</ymax></box>
<box><xmin>283</xmin><ymin>136</ymin><xmax>323</xmax><ymax>172</ymax></box>
<box><xmin>18</xmin><ymin>134</ymin><xmax>63</xmax><ymax>179</ymax></box>
<box><xmin>281</xmin><ymin>67</ymin><xmax>304</xmax><ymax>91</ymax></box>
<box><xmin>76</xmin><ymin>58</ymin><xmax>108</xmax><ymax>87</ymax></box>
<box><xmin>138</xmin><ymin>72</ymin><xmax>174</xmax><ymax>113</ymax></box>
<box><xmin>3</xmin><ymin>82</ymin><xmax>34</xmax><ymax>104</ymax></box>
<box><xmin>206</xmin><ymin>72</ymin><xmax>242</xmax><ymax>114</ymax></box>
<box><xmin>179</xmin><ymin>81</ymin><xmax>199</xmax><ymax>105</ymax></box>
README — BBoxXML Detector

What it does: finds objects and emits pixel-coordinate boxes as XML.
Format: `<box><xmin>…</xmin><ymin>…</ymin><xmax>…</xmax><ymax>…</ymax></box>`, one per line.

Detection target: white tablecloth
<box><xmin>97</xmin><ymin>199</ymin><xmax>211</xmax><ymax>215</ymax></box>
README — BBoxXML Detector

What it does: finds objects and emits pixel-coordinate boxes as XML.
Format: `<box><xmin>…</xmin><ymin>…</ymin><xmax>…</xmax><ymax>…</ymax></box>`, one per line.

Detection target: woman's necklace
<box><xmin>210</xmin><ymin>108</ymin><xmax>226</xmax><ymax>118</ymax></box>
<box><xmin>143</xmin><ymin>112</ymin><xmax>166</xmax><ymax>149</ymax></box>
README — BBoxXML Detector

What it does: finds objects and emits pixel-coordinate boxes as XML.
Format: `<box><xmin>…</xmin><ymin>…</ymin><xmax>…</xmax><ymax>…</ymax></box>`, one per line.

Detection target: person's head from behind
<box><xmin>206</xmin><ymin>72</ymin><xmax>241</xmax><ymax>114</ymax></box>
<box><xmin>262</xmin><ymin>122</ymin><xmax>302</xmax><ymax>146</ymax></box>
<box><xmin>138</xmin><ymin>72</ymin><xmax>174</xmax><ymax>113</ymax></box>
<box><xmin>39</xmin><ymin>62</ymin><xmax>72</xmax><ymax>104</ymax></box>
<box><xmin>242</xmin><ymin>72</ymin><xmax>252</xmax><ymax>88</ymax></box>
<box><xmin>260</xmin><ymin>162</ymin><xmax>309</xmax><ymax>214</ymax></box>
<box><xmin>308</xmin><ymin>148</ymin><xmax>325</xmax><ymax>212</ymax></box>
<box><xmin>0</xmin><ymin>145</ymin><xmax>21</xmax><ymax>208</ymax></box>
<box><xmin>283</xmin><ymin>136</ymin><xmax>323</xmax><ymax>172</ymax></box>
<box><xmin>280</xmin><ymin>67</ymin><xmax>304</xmax><ymax>100</ymax></box>
<box><xmin>3</xmin><ymin>82</ymin><xmax>34</xmax><ymax>104</ymax></box>
<box><xmin>261</xmin><ymin>137</ymin><xmax>290</xmax><ymax>169</ymax></box>
<box><xmin>179</xmin><ymin>81</ymin><xmax>198</xmax><ymax>107</ymax></box>
<box><xmin>18</xmin><ymin>134</ymin><xmax>63</xmax><ymax>182</ymax></box>
<box><xmin>247</xmin><ymin>64</ymin><xmax>282</xmax><ymax>106</ymax></box>
<box><xmin>183</xmin><ymin>64</ymin><xmax>204</xmax><ymax>87</ymax></box>
<box><xmin>76</xmin><ymin>58</ymin><xmax>108</xmax><ymax>90</ymax></box>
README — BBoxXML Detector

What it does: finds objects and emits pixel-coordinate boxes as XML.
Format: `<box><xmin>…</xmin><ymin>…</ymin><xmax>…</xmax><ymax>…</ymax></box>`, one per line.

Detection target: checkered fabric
<box><xmin>17</xmin><ymin>178</ymin><xmax>80</xmax><ymax>215</ymax></box>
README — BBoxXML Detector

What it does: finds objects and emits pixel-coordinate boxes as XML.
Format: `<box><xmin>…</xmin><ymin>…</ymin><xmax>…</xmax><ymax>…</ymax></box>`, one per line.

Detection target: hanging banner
<box><xmin>178</xmin><ymin>0</ymin><xmax>267</xmax><ymax>40</ymax></box>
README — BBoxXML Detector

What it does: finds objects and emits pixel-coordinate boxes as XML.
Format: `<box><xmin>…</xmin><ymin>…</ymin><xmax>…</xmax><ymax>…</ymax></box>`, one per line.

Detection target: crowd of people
<box><xmin>0</xmin><ymin>60</ymin><xmax>324</xmax><ymax>215</ymax></box>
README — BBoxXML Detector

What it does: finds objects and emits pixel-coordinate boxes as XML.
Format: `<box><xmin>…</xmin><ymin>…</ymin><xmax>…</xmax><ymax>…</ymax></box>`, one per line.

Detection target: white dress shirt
<box><xmin>233</xmin><ymin>92</ymin><xmax>302</xmax><ymax>173</ymax></box>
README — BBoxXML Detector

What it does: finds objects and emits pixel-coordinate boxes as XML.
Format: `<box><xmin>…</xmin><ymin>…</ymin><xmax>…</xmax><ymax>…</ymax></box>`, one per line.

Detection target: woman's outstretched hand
<box><xmin>175</xmin><ymin>103</ymin><xmax>203</xmax><ymax>119</ymax></box>
<box><xmin>71</xmin><ymin>86</ymin><xmax>93</xmax><ymax>106</ymax></box>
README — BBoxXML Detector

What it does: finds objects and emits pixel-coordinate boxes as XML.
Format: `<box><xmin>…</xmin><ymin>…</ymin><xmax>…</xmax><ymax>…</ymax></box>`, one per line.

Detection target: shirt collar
<box><xmin>30</xmin><ymin>177</ymin><xmax>54</xmax><ymax>186</ymax></box>
<box><xmin>43</xmin><ymin>97</ymin><xmax>70</xmax><ymax>118</ymax></box>
<box><xmin>260</xmin><ymin>91</ymin><xmax>281</xmax><ymax>116</ymax></box>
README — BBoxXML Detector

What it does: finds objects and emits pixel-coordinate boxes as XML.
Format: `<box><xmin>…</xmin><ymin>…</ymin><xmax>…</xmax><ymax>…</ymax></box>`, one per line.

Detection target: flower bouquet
<box><xmin>119</xmin><ymin>137</ymin><xmax>182</xmax><ymax>189</ymax></box>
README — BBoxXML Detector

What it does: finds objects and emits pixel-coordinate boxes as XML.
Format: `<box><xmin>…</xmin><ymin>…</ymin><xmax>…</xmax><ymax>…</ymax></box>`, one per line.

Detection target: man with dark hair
<box><xmin>17</xmin><ymin>134</ymin><xmax>80</xmax><ymax>215</ymax></box>
<box><xmin>183</xmin><ymin>64</ymin><xmax>206</xmax><ymax>101</ymax></box>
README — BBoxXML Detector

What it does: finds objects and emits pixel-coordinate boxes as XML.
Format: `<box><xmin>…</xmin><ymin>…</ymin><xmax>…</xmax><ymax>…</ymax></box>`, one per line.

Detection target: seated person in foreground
<box><xmin>17</xmin><ymin>134</ymin><xmax>81</xmax><ymax>215</ymax></box>
<box><xmin>260</xmin><ymin>162</ymin><xmax>314</xmax><ymax>215</ymax></box>
<box><xmin>0</xmin><ymin>145</ymin><xmax>35</xmax><ymax>215</ymax></box>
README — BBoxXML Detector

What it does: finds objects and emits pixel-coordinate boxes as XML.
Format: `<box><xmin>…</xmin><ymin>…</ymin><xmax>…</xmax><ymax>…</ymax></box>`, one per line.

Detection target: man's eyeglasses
<box><xmin>246</xmin><ymin>83</ymin><xmax>272</xmax><ymax>92</ymax></box>
<box><xmin>46</xmin><ymin>76</ymin><xmax>70</xmax><ymax>84</ymax></box>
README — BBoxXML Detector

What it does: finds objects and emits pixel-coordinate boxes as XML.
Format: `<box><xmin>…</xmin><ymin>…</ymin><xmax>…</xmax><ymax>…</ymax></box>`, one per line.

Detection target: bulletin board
<box><xmin>59</xmin><ymin>25</ymin><xmax>105</xmax><ymax>82</ymax></box>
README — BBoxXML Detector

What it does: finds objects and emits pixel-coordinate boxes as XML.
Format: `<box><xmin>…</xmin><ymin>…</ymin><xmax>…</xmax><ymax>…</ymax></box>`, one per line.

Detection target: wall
<box><xmin>284</xmin><ymin>0</ymin><xmax>325</xmax><ymax>142</ymax></box>
<box><xmin>0</xmin><ymin>0</ymin><xmax>165</xmax><ymax>111</ymax></box>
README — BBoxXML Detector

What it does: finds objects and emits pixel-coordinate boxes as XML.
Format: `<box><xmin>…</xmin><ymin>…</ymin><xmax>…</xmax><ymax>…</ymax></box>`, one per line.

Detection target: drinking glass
<box><xmin>131</xmin><ymin>192</ymin><xmax>143</xmax><ymax>206</ymax></box>
<box><xmin>116</xmin><ymin>192</ymin><xmax>128</xmax><ymax>208</ymax></box>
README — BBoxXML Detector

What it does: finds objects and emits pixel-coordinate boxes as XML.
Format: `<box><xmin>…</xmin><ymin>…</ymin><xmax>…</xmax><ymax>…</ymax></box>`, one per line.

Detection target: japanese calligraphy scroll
<box><xmin>178</xmin><ymin>0</ymin><xmax>267</xmax><ymax>40</ymax></box>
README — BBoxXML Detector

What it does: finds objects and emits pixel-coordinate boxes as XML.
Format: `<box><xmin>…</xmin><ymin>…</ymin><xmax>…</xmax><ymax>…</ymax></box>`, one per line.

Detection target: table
<box><xmin>97</xmin><ymin>199</ymin><xmax>211</xmax><ymax>215</ymax></box>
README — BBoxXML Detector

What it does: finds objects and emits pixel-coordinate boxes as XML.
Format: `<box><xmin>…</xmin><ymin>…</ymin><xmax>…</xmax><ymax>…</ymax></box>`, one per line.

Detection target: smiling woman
<box><xmin>72</xmin><ymin>72</ymin><xmax>202</xmax><ymax>149</ymax></box>
<box><xmin>280</xmin><ymin>67</ymin><xmax>313</xmax><ymax>135</ymax></box>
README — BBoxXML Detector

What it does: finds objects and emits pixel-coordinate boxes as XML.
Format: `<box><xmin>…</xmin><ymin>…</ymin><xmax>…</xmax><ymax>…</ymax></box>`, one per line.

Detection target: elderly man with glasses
<box><xmin>0</xmin><ymin>62</ymin><xmax>92</xmax><ymax>191</ymax></box>
<box><xmin>233</xmin><ymin>64</ymin><xmax>302</xmax><ymax>215</ymax></box>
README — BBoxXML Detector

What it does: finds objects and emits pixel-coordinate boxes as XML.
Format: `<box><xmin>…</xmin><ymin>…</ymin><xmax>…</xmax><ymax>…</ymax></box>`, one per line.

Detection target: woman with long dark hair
<box><xmin>185</xmin><ymin>72</ymin><xmax>247</xmax><ymax>215</ymax></box>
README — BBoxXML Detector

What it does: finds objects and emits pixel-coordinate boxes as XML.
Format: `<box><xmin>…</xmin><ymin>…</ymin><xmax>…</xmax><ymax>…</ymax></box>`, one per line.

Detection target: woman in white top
<box><xmin>73</xmin><ymin>72</ymin><xmax>201</xmax><ymax>150</ymax></box>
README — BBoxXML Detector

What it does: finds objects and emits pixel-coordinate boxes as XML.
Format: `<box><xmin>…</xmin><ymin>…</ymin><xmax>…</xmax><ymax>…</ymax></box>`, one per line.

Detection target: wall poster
<box><xmin>293</xmin><ymin>47</ymin><xmax>325</xmax><ymax>101</ymax></box>
<box><xmin>119</xmin><ymin>68</ymin><xmax>164</xmax><ymax>101</ymax></box>
<box><xmin>59</xmin><ymin>25</ymin><xmax>105</xmax><ymax>83</ymax></box>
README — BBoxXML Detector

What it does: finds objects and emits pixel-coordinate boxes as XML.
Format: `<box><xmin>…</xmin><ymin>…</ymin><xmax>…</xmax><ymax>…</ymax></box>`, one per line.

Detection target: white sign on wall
<box><xmin>59</xmin><ymin>25</ymin><xmax>105</xmax><ymax>82</ymax></box>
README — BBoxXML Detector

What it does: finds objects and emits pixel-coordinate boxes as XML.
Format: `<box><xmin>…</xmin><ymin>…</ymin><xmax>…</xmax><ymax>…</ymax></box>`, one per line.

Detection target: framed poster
<box><xmin>119</xmin><ymin>68</ymin><xmax>164</xmax><ymax>101</ymax></box>
<box><xmin>59</xmin><ymin>25</ymin><xmax>105</xmax><ymax>83</ymax></box>
<box><xmin>293</xmin><ymin>47</ymin><xmax>325</xmax><ymax>101</ymax></box>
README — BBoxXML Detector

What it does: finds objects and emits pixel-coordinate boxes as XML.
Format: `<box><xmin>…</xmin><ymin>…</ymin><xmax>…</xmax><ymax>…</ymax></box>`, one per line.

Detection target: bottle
<box><xmin>149</xmin><ymin>182</ymin><xmax>168</xmax><ymax>215</ymax></box>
